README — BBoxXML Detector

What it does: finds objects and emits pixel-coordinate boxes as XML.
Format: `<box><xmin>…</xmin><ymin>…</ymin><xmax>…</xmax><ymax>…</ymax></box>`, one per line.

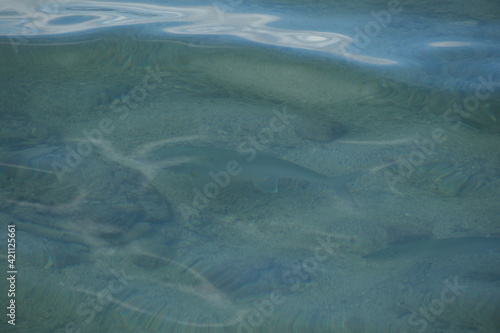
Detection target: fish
<box><xmin>135</xmin><ymin>144</ymin><xmax>360</xmax><ymax>207</ymax></box>
<box><xmin>95</xmin><ymin>140</ymin><xmax>360</xmax><ymax>207</ymax></box>
<box><xmin>0</xmin><ymin>145</ymin><xmax>65</xmax><ymax>181</ymax></box>
<box><xmin>363</xmin><ymin>237</ymin><xmax>500</xmax><ymax>261</ymax></box>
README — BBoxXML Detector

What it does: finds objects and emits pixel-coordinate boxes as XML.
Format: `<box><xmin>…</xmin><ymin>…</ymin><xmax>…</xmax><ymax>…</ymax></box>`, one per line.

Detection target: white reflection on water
<box><xmin>0</xmin><ymin>0</ymin><xmax>395</xmax><ymax>64</ymax></box>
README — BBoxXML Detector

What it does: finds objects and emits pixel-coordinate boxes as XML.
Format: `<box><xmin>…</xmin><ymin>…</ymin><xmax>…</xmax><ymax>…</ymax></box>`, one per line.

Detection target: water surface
<box><xmin>1</xmin><ymin>0</ymin><xmax>499</xmax><ymax>332</ymax></box>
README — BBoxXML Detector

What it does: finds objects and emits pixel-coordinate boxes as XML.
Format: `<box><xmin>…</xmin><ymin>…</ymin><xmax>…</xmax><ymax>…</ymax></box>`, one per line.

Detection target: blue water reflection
<box><xmin>1</xmin><ymin>1</ymin><xmax>499</xmax><ymax>87</ymax></box>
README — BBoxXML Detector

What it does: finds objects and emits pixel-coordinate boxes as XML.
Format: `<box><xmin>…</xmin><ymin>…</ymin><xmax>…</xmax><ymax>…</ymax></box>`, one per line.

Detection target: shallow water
<box><xmin>1</xmin><ymin>1</ymin><xmax>500</xmax><ymax>332</ymax></box>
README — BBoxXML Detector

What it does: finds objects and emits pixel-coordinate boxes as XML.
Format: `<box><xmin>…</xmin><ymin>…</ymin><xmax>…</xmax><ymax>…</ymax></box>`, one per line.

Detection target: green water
<box><xmin>1</xmin><ymin>14</ymin><xmax>499</xmax><ymax>333</ymax></box>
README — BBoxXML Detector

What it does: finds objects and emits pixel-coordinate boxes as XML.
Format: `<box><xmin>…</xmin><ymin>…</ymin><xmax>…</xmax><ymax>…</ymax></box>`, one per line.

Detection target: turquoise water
<box><xmin>0</xmin><ymin>1</ymin><xmax>499</xmax><ymax>332</ymax></box>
